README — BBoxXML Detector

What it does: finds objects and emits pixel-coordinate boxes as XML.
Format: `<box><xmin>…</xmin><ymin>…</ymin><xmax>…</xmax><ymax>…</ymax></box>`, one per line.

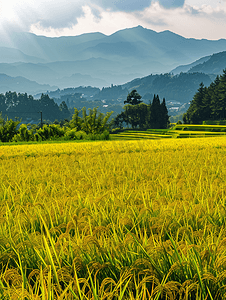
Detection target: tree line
<box><xmin>0</xmin><ymin>89</ymin><xmax>170</xmax><ymax>142</ymax></box>
<box><xmin>0</xmin><ymin>92</ymin><xmax>70</xmax><ymax>122</ymax></box>
<box><xmin>183</xmin><ymin>69</ymin><xmax>226</xmax><ymax>124</ymax></box>
<box><xmin>0</xmin><ymin>107</ymin><xmax>113</xmax><ymax>142</ymax></box>
<box><xmin>112</xmin><ymin>90</ymin><xmax>170</xmax><ymax>129</ymax></box>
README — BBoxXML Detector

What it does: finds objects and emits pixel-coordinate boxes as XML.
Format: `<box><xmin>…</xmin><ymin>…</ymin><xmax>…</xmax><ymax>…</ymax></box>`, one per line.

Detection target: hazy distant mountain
<box><xmin>0</xmin><ymin>73</ymin><xmax>57</xmax><ymax>95</ymax></box>
<box><xmin>0</xmin><ymin>58</ymin><xmax>143</xmax><ymax>88</ymax></box>
<box><xmin>0</xmin><ymin>62</ymin><xmax>58</xmax><ymax>84</ymax></box>
<box><xmin>0</xmin><ymin>31</ymin><xmax>106</xmax><ymax>62</ymax></box>
<box><xmin>55</xmin><ymin>73</ymin><xmax>108</xmax><ymax>88</ymax></box>
<box><xmin>1</xmin><ymin>26</ymin><xmax>226</xmax><ymax>66</ymax></box>
<box><xmin>0</xmin><ymin>47</ymin><xmax>46</xmax><ymax>63</ymax></box>
<box><xmin>1</xmin><ymin>26</ymin><xmax>226</xmax><ymax>90</ymax></box>
<box><xmin>171</xmin><ymin>55</ymin><xmax>211</xmax><ymax>74</ymax></box>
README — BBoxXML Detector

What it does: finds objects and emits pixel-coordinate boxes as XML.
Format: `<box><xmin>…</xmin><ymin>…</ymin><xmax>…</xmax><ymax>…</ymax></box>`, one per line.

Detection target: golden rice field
<box><xmin>1</xmin><ymin>137</ymin><xmax>226</xmax><ymax>299</ymax></box>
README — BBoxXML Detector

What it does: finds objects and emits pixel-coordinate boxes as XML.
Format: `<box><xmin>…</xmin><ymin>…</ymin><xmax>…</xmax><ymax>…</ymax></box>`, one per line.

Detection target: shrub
<box><xmin>34</xmin><ymin>133</ymin><xmax>42</xmax><ymax>142</ymax></box>
<box><xmin>75</xmin><ymin>131</ymin><xmax>88</xmax><ymax>140</ymax></box>
<box><xmin>0</xmin><ymin>119</ymin><xmax>20</xmax><ymax>142</ymax></box>
<box><xmin>13</xmin><ymin>124</ymin><xmax>32</xmax><ymax>142</ymax></box>
<box><xmin>36</xmin><ymin>124</ymin><xmax>65</xmax><ymax>141</ymax></box>
<box><xmin>64</xmin><ymin>129</ymin><xmax>88</xmax><ymax>140</ymax></box>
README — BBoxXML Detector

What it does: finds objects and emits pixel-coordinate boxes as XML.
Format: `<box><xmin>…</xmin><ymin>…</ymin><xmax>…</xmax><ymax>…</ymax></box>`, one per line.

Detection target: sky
<box><xmin>0</xmin><ymin>0</ymin><xmax>226</xmax><ymax>40</ymax></box>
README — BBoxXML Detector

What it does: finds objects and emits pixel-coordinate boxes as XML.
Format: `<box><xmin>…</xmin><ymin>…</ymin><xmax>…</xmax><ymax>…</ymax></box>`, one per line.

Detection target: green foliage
<box><xmin>69</xmin><ymin>108</ymin><xmax>82</xmax><ymax>131</ymax></box>
<box><xmin>170</xmin><ymin>113</ymin><xmax>183</xmax><ymax>123</ymax></box>
<box><xmin>0</xmin><ymin>91</ymin><xmax>71</xmax><ymax>122</ymax></box>
<box><xmin>0</xmin><ymin>119</ymin><xmax>20</xmax><ymax>142</ymax></box>
<box><xmin>160</xmin><ymin>98</ymin><xmax>170</xmax><ymax>129</ymax></box>
<box><xmin>0</xmin><ymin>112</ymin><xmax>5</xmax><ymax>127</ymax></box>
<box><xmin>124</xmin><ymin>72</ymin><xmax>212</xmax><ymax>104</ymax></box>
<box><xmin>0</xmin><ymin>107</ymin><xmax>112</xmax><ymax>143</ymax></box>
<box><xmin>70</xmin><ymin>107</ymin><xmax>113</xmax><ymax>134</ymax></box>
<box><xmin>148</xmin><ymin>94</ymin><xmax>161</xmax><ymax>128</ymax></box>
<box><xmin>64</xmin><ymin>129</ymin><xmax>88</xmax><ymax>140</ymax></box>
<box><xmin>88</xmin><ymin>129</ymin><xmax>110</xmax><ymax>141</ymax></box>
<box><xmin>183</xmin><ymin>82</ymin><xmax>207</xmax><ymax>124</ymax></box>
<box><xmin>36</xmin><ymin>124</ymin><xmax>65</xmax><ymax>141</ymax></box>
<box><xmin>124</xmin><ymin>89</ymin><xmax>142</xmax><ymax>105</ymax></box>
<box><xmin>13</xmin><ymin>124</ymin><xmax>32</xmax><ymax>142</ymax></box>
<box><xmin>113</xmin><ymin>94</ymin><xmax>170</xmax><ymax>129</ymax></box>
<box><xmin>59</xmin><ymin>100</ymin><xmax>69</xmax><ymax>113</ymax></box>
<box><xmin>34</xmin><ymin>133</ymin><xmax>42</xmax><ymax>142</ymax></box>
<box><xmin>184</xmin><ymin>70</ymin><xmax>226</xmax><ymax>124</ymax></box>
<box><xmin>123</xmin><ymin>103</ymin><xmax>149</xmax><ymax>129</ymax></box>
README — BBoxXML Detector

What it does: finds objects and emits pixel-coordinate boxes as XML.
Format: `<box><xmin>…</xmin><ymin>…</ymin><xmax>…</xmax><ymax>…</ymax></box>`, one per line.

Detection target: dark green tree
<box><xmin>59</xmin><ymin>101</ymin><xmax>70</xmax><ymax>119</ymax></box>
<box><xmin>212</xmin><ymin>70</ymin><xmax>226</xmax><ymax>119</ymax></box>
<box><xmin>183</xmin><ymin>71</ymin><xmax>226</xmax><ymax>124</ymax></box>
<box><xmin>123</xmin><ymin>103</ymin><xmax>148</xmax><ymax>129</ymax></box>
<box><xmin>160</xmin><ymin>98</ymin><xmax>170</xmax><ymax>129</ymax></box>
<box><xmin>113</xmin><ymin>94</ymin><xmax>169</xmax><ymax>130</ymax></box>
<box><xmin>5</xmin><ymin>91</ymin><xmax>18</xmax><ymax>109</ymax></box>
<box><xmin>149</xmin><ymin>94</ymin><xmax>161</xmax><ymax>128</ymax></box>
<box><xmin>183</xmin><ymin>82</ymin><xmax>207</xmax><ymax>124</ymax></box>
<box><xmin>202</xmin><ymin>77</ymin><xmax>220</xmax><ymax>121</ymax></box>
<box><xmin>112</xmin><ymin>112</ymin><xmax>125</xmax><ymax>129</ymax></box>
<box><xmin>0</xmin><ymin>94</ymin><xmax>6</xmax><ymax>115</ymax></box>
<box><xmin>124</xmin><ymin>90</ymin><xmax>142</xmax><ymax>105</ymax></box>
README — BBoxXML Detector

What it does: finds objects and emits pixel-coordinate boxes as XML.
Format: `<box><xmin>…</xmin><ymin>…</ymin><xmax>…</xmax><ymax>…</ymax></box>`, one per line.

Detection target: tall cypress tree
<box><xmin>160</xmin><ymin>97</ymin><xmax>170</xmax><ymax>129</ymax></box>
<box><xmin>149</xmin><ymin>94</ymin><xmax>161</xmax><ymax>128</ymax></box>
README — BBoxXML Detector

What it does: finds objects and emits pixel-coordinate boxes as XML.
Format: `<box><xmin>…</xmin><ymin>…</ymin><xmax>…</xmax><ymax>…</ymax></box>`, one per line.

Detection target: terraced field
<box><xmin>111</xmin><ymin>125</ymin><xmax>226</xmax><ymax>140</ymax></box>
<box><xmin>110</xmin><ymin>130</ymin><xmax>172</xmax><ymax>140</ymax></box>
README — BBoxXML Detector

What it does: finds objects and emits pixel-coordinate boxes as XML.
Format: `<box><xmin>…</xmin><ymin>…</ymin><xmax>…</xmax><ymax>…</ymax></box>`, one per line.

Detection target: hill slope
<box><xmin>188</xmin><ymin>51</ymin><xmax>226</xmax><ymax>74</ymax></box>
<box><xmin>171</xmin><ymin>51</ymin><xmax>226</xmax><ymax>75</ymax></box>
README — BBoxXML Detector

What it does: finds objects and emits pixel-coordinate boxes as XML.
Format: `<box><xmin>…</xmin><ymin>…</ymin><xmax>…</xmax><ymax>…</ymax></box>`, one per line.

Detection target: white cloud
<box><xmin>0</xmin><ymin>0</ymin><xmax>226</xmax><ymax>40</ymax></box>
<box><xmin>30</xmin><ymin>5</ymin><xmax>140</xmax><ymax>37</ymax></box>
<box><xmin>0</xmin><ymin>0</ymin><xmax>85</xmax><ymax>31</ymax></box>
<box><xmin>185</xmin><ymin>0</ymin><xmax>223</xmax><ymax>8</ymax></box>
<box><xmin>0</xmin><ymin>0</ymin><xmax>185</xmax><ymax>33</ymax></box>
<box><xmin>138</xmin><ymin>3</ymin><xmax>226</xmax><ymax>40</ymax></box>
<box><xmin>29</xmin><ymin>2</ymin><xmax>226</xmax><ymax>40</ymax></box>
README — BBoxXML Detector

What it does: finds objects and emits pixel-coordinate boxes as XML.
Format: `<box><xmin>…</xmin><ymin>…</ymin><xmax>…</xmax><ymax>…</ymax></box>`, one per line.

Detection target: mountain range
<box><xmin>1</xmin><ymin>26</ymin><xmax>226</xmax><ymax>94</ymax></box>
<box><xmin>0</xmin><ymin>73</ymin><xmax>57</xmax><ymax>95</ymax></box>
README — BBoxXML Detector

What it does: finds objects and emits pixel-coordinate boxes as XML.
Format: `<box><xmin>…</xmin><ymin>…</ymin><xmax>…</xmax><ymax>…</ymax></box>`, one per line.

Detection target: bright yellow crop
<box><xmin>0</xmin><ymin>137</ymin><xmax>226</xmax><ymax>299</ymax></box>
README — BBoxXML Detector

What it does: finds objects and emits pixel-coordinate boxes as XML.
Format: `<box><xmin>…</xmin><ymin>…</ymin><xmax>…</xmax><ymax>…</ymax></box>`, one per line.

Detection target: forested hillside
<box><xmin>183</xmin><ymin>70</ymin><xmax>226</xmax><ymax>123</ymax></box>
<box><xmin>188</xmin><ymin>51</ymin><xmax>226</xmax><ymax>74</ymax></box>
<box><xmin>0</xmin><ymin>92</ymin><xmax>70</xmax><ymax>122</ymax></box>
<box><xmin>122</xmin><ymin>72</ymin><xmax>212</xmax><ymax>103</ymax></box>
<box><xmin>171</xmin><ymin>51</ymin><xmax>226</xmax><ymax>76</ymax></box>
